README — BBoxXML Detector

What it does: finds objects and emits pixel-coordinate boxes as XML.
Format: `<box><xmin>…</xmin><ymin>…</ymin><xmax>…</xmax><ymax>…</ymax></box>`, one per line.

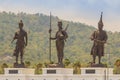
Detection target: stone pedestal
<box><xmin>4</xmin><ymin>68</ymin><xmax>35</xmax><ymax>75</ymax></box>
<box><xmin>91</xmin><ymin>63</ymin><xmax>107</xmax><ymax>67</ymax></box>
<box><xmin>42</xmin><ymin>68</ymin><xmax>73</xmax><ymax>75</ymax></box>
<box><xmin>14</xmin><ymin>62</ymin><xmax>25</xmax><ymax>68</ymax></box>
<box><xmin>47</xmin><ymin>63</ymin><xmax>64</xmax><ymax>68</ymax></box>
<box><xmin>81</xmin><ymin>68</ymin><xmax>113</xmax><ymax>75</ymax></box>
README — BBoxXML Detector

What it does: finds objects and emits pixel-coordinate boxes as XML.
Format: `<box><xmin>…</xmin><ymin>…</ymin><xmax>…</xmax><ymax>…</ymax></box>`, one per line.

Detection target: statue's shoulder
<box><xmin>102</xmin><ymin>30</ymin><xmax>107</xmax><ymax>34</ymax></box>
<box><xmin>22</xmin><ymin>29</ymin><xmax>27</xmax><ymax>34</ymax></box>
<box><xmin>61</xmin><ymin>30</ymin><xmax>67</xmax><ymax>35</ymax></box>
<box><xmin>62</xmin><ymin>30</ymin><xmax>67</xmax><ymax>33</ymax></box>
<box><xmin>22</xmin><ymin>29</ymin><xmax>26</xmax><ymax>32</ymax></box>
<box><xmin>15</xmin><ymin>30</ymin><xmax>19</xmax><ymax>34</ymax></box>
<box><xmin>94</xmin><ymin>30</ymin><xmax>99</xmax><ymax>34</ymax></box>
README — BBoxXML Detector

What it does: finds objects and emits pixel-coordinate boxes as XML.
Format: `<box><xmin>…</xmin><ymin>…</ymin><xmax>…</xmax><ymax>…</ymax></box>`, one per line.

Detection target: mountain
<box><xmin>0</xmin><ymin>11</ymin><xmax>119</xmax><ymax>67</ymax></box>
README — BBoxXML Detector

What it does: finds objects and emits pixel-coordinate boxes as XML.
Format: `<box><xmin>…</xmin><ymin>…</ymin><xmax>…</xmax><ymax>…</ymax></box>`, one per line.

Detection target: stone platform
<box><xmin>42</xmin><ymin>68</ymin><xmax>73</xmax><ymax>75</ymax></box>
<box><xmin>13</xmin><ymin>62</ymin><xmax>25</xmax><ymax>68</ymax></box>
<box><xmin>81</xmin><ymin>67</ymin><xmax>113</xmax><ymax>75</ymax></box>
<box><xmin>47</xmin><ymin>63</ymin><xmax>64</xmax><ymax>68</ymax></box>
<box><xmin>91</xmin><ymin>63</ymin><xmax>107</xmax><ymax>67</ymax></box>
<box><xmin>1</xmin><ymin>67</ymin><xmax>118</xmax><ymax>80</ymax></box>
<box><xmin>4</xmin><ymin>68</ymin><xmax>35</xmax><ymax>75</ymax></box>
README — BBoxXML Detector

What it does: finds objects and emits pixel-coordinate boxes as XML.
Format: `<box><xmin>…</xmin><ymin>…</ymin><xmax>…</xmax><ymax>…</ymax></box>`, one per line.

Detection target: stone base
<box><xmin>48</xmin><ymin>63</ymin><xmax>64</xmax><ymax>68</ymax></box>
<box><xmin>42</xmin><ymin>68</ymin><xmax>73</xmax><ymax>75</ymax></box>
<box><xmin>4</xmin><ymin>68</ymin><xmax>35</xmax><ymax>75</ymax></box>
<box><xmin>14</xmin><ymin>62</ymin><xmax>25</xmax><ymax>68</ymax></box>
<box><xmin>81</xmin><ymin>67</ymin><xmax>113</xmax><ymax>75</ymax></box>
<box><xmin>91</xmin><ymin>63</ymin><xmax>106</xmax><ymax>67</ymax></box>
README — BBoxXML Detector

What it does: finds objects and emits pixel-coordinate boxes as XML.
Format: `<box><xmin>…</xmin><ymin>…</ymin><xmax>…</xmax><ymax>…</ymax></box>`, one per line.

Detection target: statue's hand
<box><xmin>50</xmin><ymin>37</ymin><xmax>56</xmax><ymax>40</ymax></box>
<box><xmin>90</xmin><ymin>37</ymin><xmax>94</xmax><ymax>41</ymax></box>
<box><xmin>50</xmin><ymin>37</ymin><xmax>52</xmax><ymax>40</ymax></box>
<box><xmin>59</xmin><ymin>36</ymin><xmax>65</xmax><ymax>40</ymax></box>
<box><xmin>49</xmin><ymin>29</ymin><xmax>52</xmax><ymax>33</ymax></box>
<box><xmin>25</xmin><ymin>43</ymin><xmax>27</xmax><ymax>46</ymax></box>
<box><xmin>102</xmin><ymin>41</ymin><xmax>106</xmax><ymax>44</ymax></box>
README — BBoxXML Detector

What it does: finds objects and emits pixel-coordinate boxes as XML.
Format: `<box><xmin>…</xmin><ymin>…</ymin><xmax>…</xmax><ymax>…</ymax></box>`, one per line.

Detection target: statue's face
<box><xmin>19</xmin><ymin>26</ymin><xmax>23</xmax><ymax>29</ymax></box>
<box><xmin>58</xmin><ymin>22</ymin><xmax>62</xmax><ymax>29</ymax></box>
<box><xmin>98</xmin><ymin>24</ymin><xmax>103</xmax><ymax>30</ymax></box>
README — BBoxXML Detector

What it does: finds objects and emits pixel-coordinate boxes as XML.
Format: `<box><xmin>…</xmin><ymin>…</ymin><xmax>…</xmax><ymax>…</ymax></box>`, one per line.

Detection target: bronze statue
<box><xmin>12</xmin><ymin>20</ymin><xmax>28</xmax><ymax>64</ymax></box>
<box><xmin>90</xmin><ymin>12</ymin><xmax>108</xmax><ymax>64</ymax></box>
<box><xmin>50</xmin><ymin>21</ymin><xmax>68</xmax><ymax>65</ymax></box>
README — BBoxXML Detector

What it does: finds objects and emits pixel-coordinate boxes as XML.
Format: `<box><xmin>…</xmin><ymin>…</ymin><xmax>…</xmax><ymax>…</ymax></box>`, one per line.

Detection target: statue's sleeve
<box><xmin>14</xmin><ymin>32</ymin><xmax>18</xmax><ymax>39</ymax></box>
<box><xmin>91</xmin><ymin>31</ymin><xmax>96</xmax><ymax>40</ymax></box>
<box><xmin>25</xmin><ymin>31</ymin><xmax>28</xmax><ymax>46</ymax></box>
<box><xmin>104</xmin><ymin>31</ymin><xmax>108</xmax><ymax>41</ymax></box>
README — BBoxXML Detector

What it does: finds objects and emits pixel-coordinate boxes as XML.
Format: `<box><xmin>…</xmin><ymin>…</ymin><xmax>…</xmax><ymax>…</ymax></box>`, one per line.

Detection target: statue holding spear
<box><xmin>49</xmin><ymin>20</ymin><xmax>68</xmax><ymax>66</ymax></box>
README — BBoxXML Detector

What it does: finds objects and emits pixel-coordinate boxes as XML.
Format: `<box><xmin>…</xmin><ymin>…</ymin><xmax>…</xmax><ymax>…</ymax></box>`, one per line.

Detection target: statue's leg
<box><xmin>57</xmin><ymin>47</ymin><xmax>61</xmax><ymax>64</ymax></box>
<box><xmin>59</xmin><ymin>57</ymin><xmax>62</xmax><ymax>64</ymax></box>
<box><xmin>20</xmin><ymin>55</ymin><xmax>23</xmax><ymax>63</ymax></box>
<box><xmin>93</xmin><ymin>48</ymin><xmax>96</xmax><ymax>64</ymax></box>
<box><xmin>57</xmin><ymin>48</ymin><xmax>60</xmax><ymax>64</ymax></box>
<box><xmin>98</xmin><ymin>56</ymin><xmax>101</xmax><ymax>64</ymax></box>
<box><xmin>60</xmin><ymin>51</ymin><xmax>63</xmax><ymax>64</ymax></box>
<box><xmin>20</xmin><ymin>48</ymin><xmax>24</xmax><ymax>64</ymax></box>
<box><xmin>56</xmin><ymin>41</ymin><xmax>60</xmax><ymax>64</ymax></box>
<box><xmin>14</xmin><ymin>46</ymin><xmax>18</xmax><ymax>63</ymax></box>
<box><xmin>60</xmin><ymin>42</ymin><xmax>64</xmax><ymax>64</ymax></box>
<box><xmin>16</xmin><ymin>56</ymin><xmax>18</xmax><ymax>63</ymax></box>
<box><xmin>93</xmin><ymin>55</ymin><xmax>96</xmax><ymax>63</ymax></box>
<box><xmin>58</xmin><ymin>57</ymin><xmax>60</xmax><ymax>64</ymax></box>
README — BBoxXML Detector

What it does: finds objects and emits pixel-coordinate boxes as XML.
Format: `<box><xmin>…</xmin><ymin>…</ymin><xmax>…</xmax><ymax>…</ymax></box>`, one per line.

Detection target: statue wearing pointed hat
<box><xmin>90</xmin><ymin>12</ymin><xmax>108</xmax><ymax>64</ymax></box>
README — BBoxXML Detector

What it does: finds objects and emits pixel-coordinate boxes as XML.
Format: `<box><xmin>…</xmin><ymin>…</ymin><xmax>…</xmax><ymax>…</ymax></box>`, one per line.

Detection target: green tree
<box><xmin>1</xmin><ymin>63</ymin><xmax>8</xmax><ymax>74</ymax></box>
<box><xmin>64</xmin><ymin>58</ymin><xmax>71</xmax><ymax>67</ymax></box>
<box><xmin>73</xmin><ymin>61</ymin><xmax>81</xmax><ymax>74</ymax></box>
<box><xmin>35</xmin><ymin>63</ymin><xmax>43</xmax><ymax>74</ymax></box>
<box><xmin>114</xmin><ymin>59</ymin><xmax>120</xmax><ymax>74</ymax></box>
<box><xmin>25</xmin><ymin>61</ymin><xmax>31</xmax><ymax>68</ymax></box>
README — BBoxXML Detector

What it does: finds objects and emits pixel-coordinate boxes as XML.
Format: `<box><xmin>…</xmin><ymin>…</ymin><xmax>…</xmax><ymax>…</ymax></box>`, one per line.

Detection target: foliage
<box><xmin>113</xmin><ymin>59</ymin><xmax>120</xmax><ymax>74</ymax></box>
<box><xmin>73</xmin><ymin>61</ymin><xmax>81</xmax><ymax>74</ymax></box>
<box><xmin>25</xmin><ymin>61</ymin><xmax>31</xmax><ymax>68</ymax></box>
<box><xmin>35</xmin><ymin>62</ymin><xmax>43</xmax><ymax>74</ymax></box>
<box><xmin>63</xmin><ymin>58</ymin><xmax>71</xmax><ymax>67</ymax></box>
<box><xmin>0</xmin><ymin>63</ymin><xmax>8</xmax><ymax>74</ymax></box>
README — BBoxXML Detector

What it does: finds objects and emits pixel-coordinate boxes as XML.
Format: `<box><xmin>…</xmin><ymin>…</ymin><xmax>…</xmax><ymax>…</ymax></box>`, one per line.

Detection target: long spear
<box><xmin>49</xmin><ymin>12</ymin><xmax>52</xmax><ymax>62</ymax></box>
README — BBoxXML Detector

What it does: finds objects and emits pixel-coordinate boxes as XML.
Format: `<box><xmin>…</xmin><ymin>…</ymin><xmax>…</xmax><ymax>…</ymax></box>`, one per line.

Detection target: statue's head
<box><xmin>58</xmin><ymin>21</ymin><xmax>62</xmax><ymax>29</ymax></box>
<box><xmin>98</xmin><ymin>23</ymin><xmax>103</xmax><ymax>30</ymax></box>
<box><xmin>98</xmin><ymin>12</ymin><xmax>103</xmax><ymax>30</ymax></box>
<box><xmin>19</xmin><ymin>20</ymin><xmax>24</xmax><ymax>29</ymax></box>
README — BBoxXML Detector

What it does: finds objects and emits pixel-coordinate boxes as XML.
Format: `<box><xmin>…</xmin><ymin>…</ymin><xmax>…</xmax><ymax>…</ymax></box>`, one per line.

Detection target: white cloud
<box><xmin>87</xmin><ymin>0</ymin><xmax>98</xmax><ymax>4</ymax></box>
<box><xmin>0</xmin><ymin>0</ymin><xmax>120</xmax><ymax>32</ymax></box>
<box><xmin>104</xmin><ymin>0</ymin><xmax>120</xmax><ymax>6</ymax></box>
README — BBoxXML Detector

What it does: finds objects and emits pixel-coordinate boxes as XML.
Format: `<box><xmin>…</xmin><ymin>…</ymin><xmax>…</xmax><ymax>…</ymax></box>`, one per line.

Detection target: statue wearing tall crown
<box><xmin>90</xmin><ymin>12</ymin><xmax>108</xmax><ymax>66</ymax></box>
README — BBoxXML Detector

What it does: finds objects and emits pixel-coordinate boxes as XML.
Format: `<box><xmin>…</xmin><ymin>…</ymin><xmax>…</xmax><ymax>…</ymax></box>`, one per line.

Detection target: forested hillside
<box><xmin>0</xmin><ymin>11</ymin><xmax>120</xmax><ymax>67</ymax></box>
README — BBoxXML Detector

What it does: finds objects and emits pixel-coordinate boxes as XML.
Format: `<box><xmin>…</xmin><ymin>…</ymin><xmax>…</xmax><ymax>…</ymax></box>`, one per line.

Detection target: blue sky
<box><xmin>0</xmin><ymin>0</ymin><xmax>120</xmax><ymax>32</ymax></box>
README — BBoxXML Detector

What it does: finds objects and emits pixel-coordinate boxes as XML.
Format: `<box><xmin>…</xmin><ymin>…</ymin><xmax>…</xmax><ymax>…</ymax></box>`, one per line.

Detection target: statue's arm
<box><xmin>90</xmin><ymin>31</ymin><xmax>95</xmax><ymax>41</ymax></box>
<box><xmin>62</xmin><ymin>31</ymin><xmax>68</xmax><ymax>40</ymax></box>
<box><xmin>50</xmin><ymin>37</ymin><xmax>56</xmax><ymax>40</ymax></box>
<box><xmin>25</xmin><ymin>32</ymin><xmax>28</xmax><ymax>46</ymax></box>
<box><xmin>98</xmin><ymin>31</ymin><xmax>108</xmax><ymax>44</ymax></box>
<box><xmin>103</xmin><ymin>31</ymin><xmax>108</xmax><ymax>43</ymax></box>
<box><xmin>50</xmin><ymin>32</ymin><xmax>57</xmax><ymax>40</ymax></box>
<box><xmin>11</xmin><ymin>32</ymin><xmax>18</xmax><ymax>43</ymax></box>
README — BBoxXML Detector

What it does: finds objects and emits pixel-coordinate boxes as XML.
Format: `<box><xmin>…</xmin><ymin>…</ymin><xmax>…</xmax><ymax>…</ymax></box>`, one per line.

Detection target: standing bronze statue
<box><xmin>12</xmin><ymin>20</ymin><xmax>28</xmax><ymax>65</ymax></box>
<box><xmin>90</xmin><ymin>12</ymin><xmax>108</xmax><ymax>64</ymax></box>
<box><xmin>49</xmin><ymin>21</ymin><xmax>68</xmax><ymax>65</ymax></box>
